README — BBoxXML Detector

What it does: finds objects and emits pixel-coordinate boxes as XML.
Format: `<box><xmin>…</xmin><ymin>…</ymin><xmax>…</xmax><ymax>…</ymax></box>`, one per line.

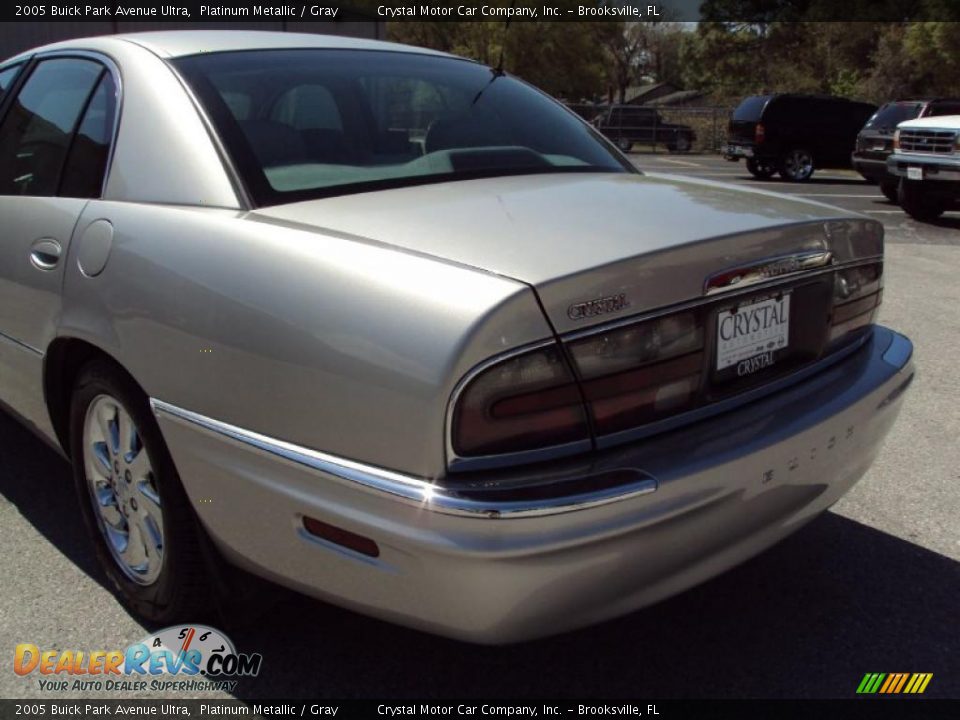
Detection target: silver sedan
<box><xmin>0</xmin><ymin>31</ymin><xmax>913</xmax><ymax>643</ymax></box>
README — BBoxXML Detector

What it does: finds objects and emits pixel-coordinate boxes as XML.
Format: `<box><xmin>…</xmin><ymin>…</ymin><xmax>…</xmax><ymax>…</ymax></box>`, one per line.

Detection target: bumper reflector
<box><xmin>303</xmin><ymin>517</ymin><xmax>380</xmax><ymax>558</ymax></box>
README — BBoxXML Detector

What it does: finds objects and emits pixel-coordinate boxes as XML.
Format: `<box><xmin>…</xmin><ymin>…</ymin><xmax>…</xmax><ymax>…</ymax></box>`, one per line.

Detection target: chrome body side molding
<box><xmin>150</xmin><ymin>399</ymin><xmax>658</xmax><ymax>519</ymax></box>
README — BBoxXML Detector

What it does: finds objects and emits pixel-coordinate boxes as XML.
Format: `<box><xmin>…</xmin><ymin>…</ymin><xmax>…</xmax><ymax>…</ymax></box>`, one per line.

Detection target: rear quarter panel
<box><xmin>59</xmin><ymin>202</ymin><xmax>553</xmax><ymax>479</ymax></box>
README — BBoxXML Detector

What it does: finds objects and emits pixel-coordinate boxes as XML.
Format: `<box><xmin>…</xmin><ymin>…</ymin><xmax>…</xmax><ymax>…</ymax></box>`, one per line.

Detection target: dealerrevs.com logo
<box><xmin>14</xmin><ymin>625</ymin><xmax>262</xmax><ymax>693</ymax></box>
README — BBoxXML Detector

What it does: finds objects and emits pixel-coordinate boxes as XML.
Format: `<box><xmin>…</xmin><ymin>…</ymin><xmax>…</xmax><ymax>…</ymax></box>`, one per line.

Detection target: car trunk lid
<box><xmin>251</xmin><ymin>172</ymin><xmax>881</xmax><ymax>335</ymax></box>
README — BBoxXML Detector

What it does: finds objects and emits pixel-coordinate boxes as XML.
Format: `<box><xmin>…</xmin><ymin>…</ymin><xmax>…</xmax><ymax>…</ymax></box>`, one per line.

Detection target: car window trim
<box><xmin>0</xmin><ymin>58</ymin><xmax>34</xmax><ymax>126</ymax></box>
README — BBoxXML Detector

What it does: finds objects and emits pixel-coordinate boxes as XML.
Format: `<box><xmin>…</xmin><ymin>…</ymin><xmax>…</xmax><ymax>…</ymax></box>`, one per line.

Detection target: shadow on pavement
<box><xmin>0</xmin><ymin>409</ymin><xmax>105</xmax><ymax>583</ymax></box>
<box><xmin>218</xmin><ymin>512</ymin><xmax>959</xmax><ymax>699</ymax></box>
<box><xmin>1</xmin><ymin>409</ymin><xmax>957</xmax><ymax>699</ymax></box>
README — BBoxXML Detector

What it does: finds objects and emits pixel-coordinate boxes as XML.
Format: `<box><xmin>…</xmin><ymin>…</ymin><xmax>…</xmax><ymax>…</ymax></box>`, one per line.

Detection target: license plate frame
<box><xmin>715</xmin><ymin>293</ymin><xmax>791</xmax><ymax>374</ymax></box>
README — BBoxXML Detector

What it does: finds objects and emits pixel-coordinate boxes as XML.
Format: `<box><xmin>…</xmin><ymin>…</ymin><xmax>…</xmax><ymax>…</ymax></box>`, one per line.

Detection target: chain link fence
<box><xmin>655</xmin><ymin>106</ymin><xmax>735</xmax><ymax>154</ymax></box>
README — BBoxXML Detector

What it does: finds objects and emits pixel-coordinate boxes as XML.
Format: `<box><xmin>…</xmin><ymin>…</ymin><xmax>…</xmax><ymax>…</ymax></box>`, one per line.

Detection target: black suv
<box><xmin>725</xmin><ymin>94</ymin><xmax>876</xmax><ymax>181</ymax></box>
<box><xmin>594</xmin><ymin>105</ymin><xmax>696</xmax><ymax>153</ymax></box>
<box><xmin>853</xmin><ymin>98</ymin><xmax>960</xmax><ymax>201</ymax></box>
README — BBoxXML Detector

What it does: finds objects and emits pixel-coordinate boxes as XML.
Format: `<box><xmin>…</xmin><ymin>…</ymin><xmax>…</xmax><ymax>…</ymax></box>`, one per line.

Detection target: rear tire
<box><xmin>880</xmin><ymin>181</ymin><xmax>899</xmax><ymax>203</ymax></box>
<box><xmin>669</xmin><ymin>135</ymin><xmax>692</xmax><ymax>153</ymax></box>
<box><xmin>779</xmin><ymin>148</ymin><xmax>815</xmax><ymax>182</ymax></box>
<box><xmin>70</xmin><ymin>359</ymin><xmax>211</xmax><ymax>623</ymax></box>
<box><xmin>746</xmin><ymin>157</ymin><xmax>778</xmax><ymax>179</ymax></box>
<box><xmin>898</xmin><ymin>179</ymin><xmax>946</xmax><ymax>221</ymax></box>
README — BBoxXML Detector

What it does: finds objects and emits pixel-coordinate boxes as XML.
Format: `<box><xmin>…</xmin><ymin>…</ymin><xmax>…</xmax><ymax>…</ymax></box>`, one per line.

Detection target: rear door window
<box><xmin>0</xmin><ymin>58</ymin><xmax>104</xmax><ymax>196</ymax></box>
<box><xmin>59</xmin><ymin>71</ymin><xmax>117</xmax><ymax>198</ymax></box>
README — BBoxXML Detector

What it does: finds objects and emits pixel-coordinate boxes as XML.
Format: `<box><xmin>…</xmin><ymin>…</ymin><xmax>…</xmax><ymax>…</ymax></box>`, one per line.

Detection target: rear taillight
<box><xmin>567</xmin><ymin>311</ymin><xmax>705</xmax><ymax>435</ymax></box>
<box><xmin>755</xmin><ymin>123</ymin><xmax>766</xmax><ymax>144</ymax></box>
<box><xmin>892</xmin><ymin>129</ymin><xmax>900</xmax><ymax>151</ymax></box>
<box><xmin>829</xmin><ymin>263</ymin><xmax>883</xmax><ymax>342</ymax></box>
<box><xmin>452</xmin><ymin>344</ymin><xmax>589</xmax><ymax>457</ymax></box>
<box><xmin>454</xmin><ymin>264</ymin><xmax>882</xmax><ymax>461</ymax></box>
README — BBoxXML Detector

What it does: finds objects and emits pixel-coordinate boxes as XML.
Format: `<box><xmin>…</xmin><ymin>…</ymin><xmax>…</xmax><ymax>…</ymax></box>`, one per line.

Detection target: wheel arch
<box><xmin>43</xmin><ymin>337</ymin><xmax>143</xmax><ymax>454</ymax></box>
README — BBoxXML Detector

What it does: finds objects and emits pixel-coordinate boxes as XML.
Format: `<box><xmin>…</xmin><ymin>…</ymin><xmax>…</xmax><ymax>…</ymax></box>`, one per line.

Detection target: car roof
<box><xmin>8</xmin><ymin>30</ymin><xmax>450</xmax><ymax>62</ymax></box>
<box><xmin>769</xmin><ymin>93</ymin><xmax>872</xmax><ymax>104</ymax></box>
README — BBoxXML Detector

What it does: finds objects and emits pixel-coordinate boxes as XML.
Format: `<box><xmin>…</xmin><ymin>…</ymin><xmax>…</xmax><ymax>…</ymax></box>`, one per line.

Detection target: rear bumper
<box><xmin>154</xmin><ymin>326</ymin><xmax>913</xmax><ymax>644</ymax></box>
<box><xmin>723</xmin><ymin>142</ymin><xmax>755</xmax><ymax>159</ymax></box>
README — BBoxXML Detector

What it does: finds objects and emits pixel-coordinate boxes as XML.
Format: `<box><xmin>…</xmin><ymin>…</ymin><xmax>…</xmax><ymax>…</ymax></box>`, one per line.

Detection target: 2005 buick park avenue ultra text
<box><xmin>0</xmin><ymin>31</ymin><xmax>913</xmax><ymax>643</ymax></box>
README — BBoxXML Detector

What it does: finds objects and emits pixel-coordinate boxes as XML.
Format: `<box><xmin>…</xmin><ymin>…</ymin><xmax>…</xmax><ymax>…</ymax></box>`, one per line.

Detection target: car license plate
<box><xmin>716</xmin><ymin>294</ymin><xmax>791</xmax><ymax>372</ymax></box>
<box><xmin>907</xmin><ymin>166</ymin><xmax>923</xmax><ymax>180</ymax></box>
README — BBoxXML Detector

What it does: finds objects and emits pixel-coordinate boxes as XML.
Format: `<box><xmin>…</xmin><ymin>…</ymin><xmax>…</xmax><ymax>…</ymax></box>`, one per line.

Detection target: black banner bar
<box><xmin>1</xmin><ymin>1</ymin><xmax>959</xmax><ymax>23</ymax></box>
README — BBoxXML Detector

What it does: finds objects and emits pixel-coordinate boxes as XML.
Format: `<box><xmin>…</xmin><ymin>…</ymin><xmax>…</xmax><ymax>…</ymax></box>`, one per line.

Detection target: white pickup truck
<box><xmin>887</xmin><ymin>114</ymin><xmax>960</xmax><ymax>220</ymax></box>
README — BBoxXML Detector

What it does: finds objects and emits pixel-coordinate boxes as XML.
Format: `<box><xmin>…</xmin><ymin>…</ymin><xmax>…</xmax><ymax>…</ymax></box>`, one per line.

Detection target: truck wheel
<box><xmin>779</xmin><ymin>148</ymin><xmax>815</xmax><ymax>182</ymax></box>
<box><xmin>746</xmin><ymin>158</ymin><xmax>777</xmax><ymax>179</ymax></box>
<box><xmin>616</xmin><ymin>138</ymin><xmax>633</xmax><ymax>153</ymax></box>
<box><xmin>880</xmin><ymin>181</ymin><xmax>899</xmax><ymax>203</ymax></box>
<box><xmin>669</xmin><ymin>135</ymin><xmax>692</xmax><ymax>153</ymax></box>
<box><xmin>898</xmin><ymin>179</ymin><xmax>946</xmax><ymax>221</ymax></box>
<box><xmin>70</xmin><ymin>359</ymin><xmax>211</xmax><ymax>623</ymax></box>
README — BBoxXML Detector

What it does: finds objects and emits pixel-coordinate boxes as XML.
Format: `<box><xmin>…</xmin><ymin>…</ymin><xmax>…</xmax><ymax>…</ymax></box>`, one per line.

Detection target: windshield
<box><xmin>732</xmin><ymin>96</ymin><xmax>770</xmax><ymax>122</ymax></box>
<box><xmin>864</xmin><ymin>102</ymin><xmax>924</xmax><ymax>130</ymax></box>
<box><xmin>174</xmin><ymin>49</ymin><xmax>632</xmax><ymax>206</ymax></box>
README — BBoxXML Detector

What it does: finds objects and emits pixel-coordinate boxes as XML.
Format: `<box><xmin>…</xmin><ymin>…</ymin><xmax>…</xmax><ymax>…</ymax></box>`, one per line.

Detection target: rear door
<box><xmin>0</xmin><ymin>55</ymin><xmax>117</xmax><ymax>431</ymax></box>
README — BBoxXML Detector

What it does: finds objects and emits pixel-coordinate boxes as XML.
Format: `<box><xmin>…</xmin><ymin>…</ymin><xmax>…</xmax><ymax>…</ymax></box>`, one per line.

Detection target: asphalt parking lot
<box><xmin>1</xmin><ymin>153</ymin><xmax>957</xmax><ymax>701</ymax></box>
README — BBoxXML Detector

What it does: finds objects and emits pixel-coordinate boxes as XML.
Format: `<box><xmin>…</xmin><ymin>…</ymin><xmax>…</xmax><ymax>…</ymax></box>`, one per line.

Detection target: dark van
<box><xmin>853</xmin><ymin>98</ymin><xmax>960</xmax><ymax>201</ymax></box>
<box><xmin>725</xmin><ymin>94</ymin><xmax>877</xmax><ymax>182</ymax></box>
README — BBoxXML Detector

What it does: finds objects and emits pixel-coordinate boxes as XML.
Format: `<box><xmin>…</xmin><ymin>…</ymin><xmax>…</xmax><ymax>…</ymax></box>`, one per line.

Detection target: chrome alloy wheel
<box><xmin>83</xmin><ymin>395</ymin><xmax>164</xmax><ymax>585</ymax></box>
<box><xmin>783</xmin><ymin>149</ymin><xmax>814</xmax><ymax>180</ymax></box>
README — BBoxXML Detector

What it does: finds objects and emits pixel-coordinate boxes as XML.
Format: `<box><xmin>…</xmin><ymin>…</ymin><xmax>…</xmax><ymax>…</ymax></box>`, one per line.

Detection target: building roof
<box><xmin>650</xmin><ymin>90</ymin><xmax>707</xmax><ymax>106</ymax></box>
<box><xmin>624</xmin><ymin>82</ymin><xmax>677</xmax><ymax>104</ymax></box>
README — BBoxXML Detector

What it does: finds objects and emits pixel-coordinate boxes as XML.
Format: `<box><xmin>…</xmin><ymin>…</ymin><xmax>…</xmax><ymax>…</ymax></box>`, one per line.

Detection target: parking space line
<box><xmin>640</xmin><ymin>171</ymin><xmax>750</xmax><ymax>177</ymax></box>
<box><xmin>656</xmin><ymin>158</ymin><xmax>705</xmax><ymax>168</ymax></box>
<box><xmin>789</xmin><ymin>194</ymin><xmax>884</xmax><ymax>199</ymax></box>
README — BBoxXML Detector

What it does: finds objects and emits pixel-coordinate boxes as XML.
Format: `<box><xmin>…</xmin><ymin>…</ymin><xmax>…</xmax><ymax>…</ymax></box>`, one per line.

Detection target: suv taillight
<box><xmin>452</xmin><ymin>344</ymin><xmax>590</xmax><ymax>457</ymax></box>
<box><xmin>892</xmin><ymin>129</ymin><xmax>900</xmax><ymax>151</ymax></box>
<box><xmin>755</xmin><ymin>123</ymin><xmax>766</xmax><ymax>144</ymax></box>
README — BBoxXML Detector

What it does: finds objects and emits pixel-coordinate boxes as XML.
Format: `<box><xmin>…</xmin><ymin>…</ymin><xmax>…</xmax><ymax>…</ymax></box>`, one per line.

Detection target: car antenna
<box><xmin>472</xmin><ymin>4</ymin><xmax>516</xmax><ymax>106</ymax></box>
<box><xmin>494</xmin><ymin>0</ymin><xmax>517</xmax><ymax>76</ymax></box>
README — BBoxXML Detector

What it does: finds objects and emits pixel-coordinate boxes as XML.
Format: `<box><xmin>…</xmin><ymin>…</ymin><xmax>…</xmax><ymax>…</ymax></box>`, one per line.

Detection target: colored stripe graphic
<box><xmin>857</xmin><ymin>673</ymin><xmax>932</xmax><ymax>694</ymax></box>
